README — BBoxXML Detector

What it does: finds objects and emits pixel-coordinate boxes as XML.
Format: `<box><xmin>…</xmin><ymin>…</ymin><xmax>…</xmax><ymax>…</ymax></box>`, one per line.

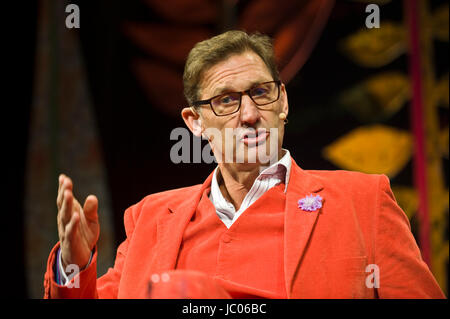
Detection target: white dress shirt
<box><xmin>209</xmin><ymin>149</ymin><xmax>291</xmax><ymax>228</ymax></box>
<box><xmin>57</xmin><ymin>246</ymin><xmax>92</xmax><ymax>286</ymax></box>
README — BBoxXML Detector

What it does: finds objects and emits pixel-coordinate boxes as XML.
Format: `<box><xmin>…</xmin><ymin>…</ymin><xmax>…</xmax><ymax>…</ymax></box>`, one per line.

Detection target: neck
<box><xmin>216</xmin><ymin>163</ymin><xmax>260</xmax><ymax>211</ymax></box>
<box><xmin>216</xmin><ymin>149</ymin><xmax>285</xmax><ymax>210</ymax></box>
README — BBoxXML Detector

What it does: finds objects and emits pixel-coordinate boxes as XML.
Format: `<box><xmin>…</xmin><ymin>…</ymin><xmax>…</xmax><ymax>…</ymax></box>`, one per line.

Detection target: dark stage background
<box><xmin>6</xmin><ymin>0</ymin><xmax>448</xmax><ymax>298</ymax></box>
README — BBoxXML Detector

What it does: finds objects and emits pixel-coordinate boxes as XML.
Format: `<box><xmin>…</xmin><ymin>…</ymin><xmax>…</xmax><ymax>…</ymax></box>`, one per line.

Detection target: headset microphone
<box><xmin>279</xmin><ymin>112</ymin><xmax>287</xmax><ymax>121</ymax></box>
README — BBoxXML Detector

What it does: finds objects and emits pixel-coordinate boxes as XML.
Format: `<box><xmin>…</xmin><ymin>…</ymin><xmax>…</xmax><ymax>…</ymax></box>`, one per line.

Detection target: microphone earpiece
<box><xmin>279</xmin><ymin>112</ymin><xmax>286</xmax><ymax>121</ymax></box>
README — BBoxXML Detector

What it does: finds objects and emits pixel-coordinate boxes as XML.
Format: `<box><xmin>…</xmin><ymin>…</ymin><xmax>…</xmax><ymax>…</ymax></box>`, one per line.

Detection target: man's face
<box><xmin>197</xmin><ymin>51</ymin><xmax>289</xmax><ymax>166</ymax></box>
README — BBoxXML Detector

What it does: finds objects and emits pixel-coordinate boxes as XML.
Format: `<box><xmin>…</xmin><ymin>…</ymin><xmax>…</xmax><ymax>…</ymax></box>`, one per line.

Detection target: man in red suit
<box><xmin>44</xmin><ymin>30</ymin><xmax>445</xmax><ymax>299</ymax></box>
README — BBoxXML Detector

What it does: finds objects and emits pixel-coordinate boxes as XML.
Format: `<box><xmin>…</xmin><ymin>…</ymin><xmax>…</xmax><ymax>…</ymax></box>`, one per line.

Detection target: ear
<box><xmin>280</xmin><ymin>83</ymin><xmax>289</xmax><ymax>117</ymax></box>
<box><xmin>181</xmin><ymin>107</ymin><xmax>203</xmax><ymax>137</ymax></box>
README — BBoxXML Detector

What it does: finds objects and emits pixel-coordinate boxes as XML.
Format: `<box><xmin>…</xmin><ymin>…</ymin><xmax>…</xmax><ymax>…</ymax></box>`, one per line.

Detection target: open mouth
<box><xmin>241</xmin><ymin>129</ymin><xmax>269</xmax><ymax>146</ymax></box>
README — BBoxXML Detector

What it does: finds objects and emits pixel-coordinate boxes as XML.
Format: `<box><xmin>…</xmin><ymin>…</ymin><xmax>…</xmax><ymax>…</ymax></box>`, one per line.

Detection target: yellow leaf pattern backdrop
<box><xmin>325</xmin><ymin>0</ymin><xmax>448</xmax><ymax>294</ymax></box>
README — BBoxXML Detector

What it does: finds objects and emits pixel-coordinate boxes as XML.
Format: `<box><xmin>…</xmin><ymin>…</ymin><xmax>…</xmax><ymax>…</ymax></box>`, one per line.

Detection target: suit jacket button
<box><xmin>222</xmin><ymin>234</ymin><xmax>232</xmax><ymax>243</ymax></box>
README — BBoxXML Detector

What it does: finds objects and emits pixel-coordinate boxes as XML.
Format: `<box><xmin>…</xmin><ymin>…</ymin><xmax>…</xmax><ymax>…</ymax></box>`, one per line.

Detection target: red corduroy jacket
<box><xmin>43</xmin><ymin>158</ymin><xmax>445</xmax><ymax>298</ymax></box>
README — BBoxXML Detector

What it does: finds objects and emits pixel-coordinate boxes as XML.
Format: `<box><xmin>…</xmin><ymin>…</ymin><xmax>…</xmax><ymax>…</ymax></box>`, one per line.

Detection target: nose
<box><xmin>239</xmin><ymin>94</ymin><xmax>260</xmax><ymax>125</ymax></box>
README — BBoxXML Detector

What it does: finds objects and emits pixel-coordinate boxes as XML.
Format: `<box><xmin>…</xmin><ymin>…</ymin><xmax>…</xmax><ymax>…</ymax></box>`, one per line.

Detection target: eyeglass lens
<box><xmin>211</xmin><ymin>82</ymin><xmax>279</xmax><ymax>115</ymax></box>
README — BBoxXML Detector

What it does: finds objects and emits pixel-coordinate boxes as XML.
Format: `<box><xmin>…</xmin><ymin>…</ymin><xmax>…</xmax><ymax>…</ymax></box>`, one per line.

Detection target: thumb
<box><xmin>83</xmin><ymin>195</ymin><xmax>98</xmax><ymax>222</ymax></box>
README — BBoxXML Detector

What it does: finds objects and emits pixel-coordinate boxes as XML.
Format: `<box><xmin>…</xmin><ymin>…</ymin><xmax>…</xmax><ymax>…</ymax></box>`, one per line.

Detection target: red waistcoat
<box><xmin>175</xmin><ymin>184</ymin><xmax>287</xmax><ymax>298</ymax></box>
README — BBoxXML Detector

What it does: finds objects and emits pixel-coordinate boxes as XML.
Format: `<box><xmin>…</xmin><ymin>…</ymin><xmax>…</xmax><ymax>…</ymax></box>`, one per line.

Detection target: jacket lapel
<box><xmin>151</xmin><ymin>172</ymin><xmax>214</xmax><ymax>272</ymax></box>
<box><xmin>284</xmin><ymin>159</ymin><xmax>324</xmax><ymax>296</ymax></box>
<box><xmin>150</xmin><ymin>160</ymin><xmax>324</xmax><ymax>296</ymax></box>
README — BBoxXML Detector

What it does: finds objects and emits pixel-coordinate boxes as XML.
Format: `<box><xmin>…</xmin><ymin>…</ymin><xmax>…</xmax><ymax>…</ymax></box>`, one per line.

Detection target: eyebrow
<box><xmin>212</xmin><ymin>80</ymin><xmax>269</xmax><ymax>96</ymax></box>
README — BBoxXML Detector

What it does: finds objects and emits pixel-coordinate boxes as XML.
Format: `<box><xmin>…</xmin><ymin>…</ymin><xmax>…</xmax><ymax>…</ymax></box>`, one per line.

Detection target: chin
<box><xmin>234</xmin><ymin>142</ymin><xmax>279</xmax><ymax>166</ymax></box>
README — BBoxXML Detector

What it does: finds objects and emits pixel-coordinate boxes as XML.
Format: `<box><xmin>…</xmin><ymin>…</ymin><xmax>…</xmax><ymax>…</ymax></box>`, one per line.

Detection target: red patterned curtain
<box><xmin>123</xmin><ymin>0</ymin><xmax>334</xmax><ymax>116</ymax></box>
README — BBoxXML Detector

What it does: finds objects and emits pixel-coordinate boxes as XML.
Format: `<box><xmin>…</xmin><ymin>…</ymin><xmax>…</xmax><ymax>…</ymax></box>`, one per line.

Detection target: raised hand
<box><xmin>56</xmin><ymin>174</ymin><xmax>100</xmax><ymax>270</ymax></box>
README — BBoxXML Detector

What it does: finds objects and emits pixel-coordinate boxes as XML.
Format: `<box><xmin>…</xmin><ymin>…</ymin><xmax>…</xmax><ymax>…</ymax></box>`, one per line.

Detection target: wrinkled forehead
<box><xmin>198</xmin><ymin>52</ymin><xmax>273</xmax><ymax>98</ymax></box>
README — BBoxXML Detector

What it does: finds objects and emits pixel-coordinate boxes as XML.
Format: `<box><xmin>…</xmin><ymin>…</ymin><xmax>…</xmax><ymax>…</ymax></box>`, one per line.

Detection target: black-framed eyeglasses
<box><xmin>192</xmin><ymin>80</ymin><xmax>281</xmax><ymax>116</ymax></box>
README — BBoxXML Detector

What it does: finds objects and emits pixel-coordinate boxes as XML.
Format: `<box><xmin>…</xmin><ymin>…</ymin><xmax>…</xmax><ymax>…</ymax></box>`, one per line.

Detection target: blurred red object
<box><xmin>147</xmin><ymin>269</ymin><xmax>232</xmax><ymax>299</ymax></box>
<box><xmin>123</xmin><ymin>0</ymin><xmax>334</xmax><ymax>117</ymax></box>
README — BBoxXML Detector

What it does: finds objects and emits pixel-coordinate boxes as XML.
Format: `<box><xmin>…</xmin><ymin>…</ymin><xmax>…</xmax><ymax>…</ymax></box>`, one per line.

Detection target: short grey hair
<box><xmin>183</xmin><ymin>30</ymin><xmax>280</xmax><ymax>106</ymax></box>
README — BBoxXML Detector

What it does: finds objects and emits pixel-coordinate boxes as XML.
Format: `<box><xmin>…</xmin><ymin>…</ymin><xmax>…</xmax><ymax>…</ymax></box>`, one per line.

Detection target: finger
<box><xmin>57</xmin><ymin>210</ymin><xmax>65</xmax><ymax>240</ymax></box>
<box><xmin>65</xmin><ymin>209</ymin><xmax>80</xmax><ymax>242</ymax></box>
<box><xmin>57</xmin><ymin>174</ymin><xmax>63</xmax><ymax>195</ymax></box>
<box><xmin>58</xmin><ymin>174</ymin><xmax>66</xmax><ymax>194</ymax></box>
<box><xmin>56</xmin><ymin>175</ymin><xmax>66</xmax><ymax>208</ymax></box>
<box><xmin>57</xmin><ymin>177</ymin><xmax>73</xmax><ymax>209</ymax></box>
<box><xmin>60</xmin><ymin>189</ymin><xmax>74</xmax><ymax>228</ymax></box>
<box><xmin>57</xmin><ymin>175</ymin><xmax>66</xmax><ymax>238</ymax></box>
<box><xmin>83</xmin><ymin>195</ymin><xmax>98</xmax><ymax>223</ymax></box>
